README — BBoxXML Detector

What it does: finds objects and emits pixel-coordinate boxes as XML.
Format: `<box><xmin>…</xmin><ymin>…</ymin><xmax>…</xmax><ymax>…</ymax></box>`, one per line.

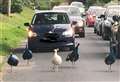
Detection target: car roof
<box><xmin>53</xmin><ymin>5</ymin><xmax>79</xmax><ymax>9</ymax></box>
<box><xmin>35</xmin><ymin>9</ymin><xmax>68</xmax><ymax>14</ymax></box>
<box><xmin>107</xmin><ymin>5</ymin><xmax>120</xmax><ymax>8</ymax></box>
<box><xmin>70</xmin><ymin>1</ymin><xmax>84</xmax><ymax>6</ymax></box>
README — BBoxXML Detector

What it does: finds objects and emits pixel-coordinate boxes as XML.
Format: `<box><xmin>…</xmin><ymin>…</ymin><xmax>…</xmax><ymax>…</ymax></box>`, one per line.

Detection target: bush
<box><xmin>11</xmin><ymin>3</ymin><xmax>23</xmax><ymax>13</ymax></box>
<box><xmin>11</xmin><ymin>0</ymin><xmax>23</xmax><ymax>13</ymax></box>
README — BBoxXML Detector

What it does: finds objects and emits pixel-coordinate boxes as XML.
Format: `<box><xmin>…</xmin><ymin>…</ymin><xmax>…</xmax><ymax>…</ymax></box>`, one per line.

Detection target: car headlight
<box><xmin>28</xmin><ymin>30</ymin><xmax>37</xmax><ymax>38</ymax></box>
<box><xmin>77</xmin><ymin>20</ymin><xmax>84</xmax><ymax>27</ymax></box>
<box><xmin>62</xmin><ymin>28</ymin><xmax>74</xmax><ymax>37</ymax></box>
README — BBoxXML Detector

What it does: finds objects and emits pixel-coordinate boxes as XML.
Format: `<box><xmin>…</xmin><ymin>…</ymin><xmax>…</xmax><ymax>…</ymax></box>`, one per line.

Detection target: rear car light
<box><xmin>79</xmin><ymin>28</ymin><xmax>83</xmax><ymax>32</ymax></box>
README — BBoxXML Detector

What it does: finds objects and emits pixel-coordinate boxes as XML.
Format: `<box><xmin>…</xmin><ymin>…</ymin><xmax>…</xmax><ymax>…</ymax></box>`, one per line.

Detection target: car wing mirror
<box><xmin>82</xmin><ymin>13</ymin><xmax>86</xmax><ymax>17</ymax></box>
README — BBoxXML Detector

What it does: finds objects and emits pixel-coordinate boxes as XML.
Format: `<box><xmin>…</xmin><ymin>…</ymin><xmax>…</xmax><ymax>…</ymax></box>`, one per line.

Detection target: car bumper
<box><xmin>87</xmin><ymin>22</ymin><xmax>95</xmax><ymax>27</ymax></box>
<box><xmin>28</xmin><ymin>37</ymin><xmax>75</xmax><ymax>51</ymax></box>
<box><xmin>74</xmin><ymin>26</ymin><xmax>85</xmax><ymax>34</ymax></box>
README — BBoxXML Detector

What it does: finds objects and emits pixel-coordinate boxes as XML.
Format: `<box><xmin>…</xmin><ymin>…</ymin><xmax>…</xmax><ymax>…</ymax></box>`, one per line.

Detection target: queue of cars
<box><xmin>93</xmin><ymin>5</ymin><xmax>120</xmax><ymax>40</ymax></box>
<box><xmin>53</xmin><ymin>5</ymin><xmax>85</xmax><ymax>37</ymax></box>
<box><xmin>24</xmin><ymin>2</ymin><xmax>86</xmax><ymax>51</ymax></box>
<box><xmin>91</xmin><ymin>5</ymin><xmax>120</xmax><ymax>58</ymax></box>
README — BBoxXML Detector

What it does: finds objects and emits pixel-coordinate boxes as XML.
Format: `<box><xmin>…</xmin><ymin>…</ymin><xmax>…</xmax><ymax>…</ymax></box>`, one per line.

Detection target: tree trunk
<box><xmin>7</xmin><ymin>0</ymin><xmax>11</xmax><ymax>16</ymax></box>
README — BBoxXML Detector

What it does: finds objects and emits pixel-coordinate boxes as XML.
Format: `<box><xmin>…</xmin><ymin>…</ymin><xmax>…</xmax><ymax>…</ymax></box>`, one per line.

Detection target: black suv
<box><xmin>24</xmin><ymin>10</ymin><xmax>75</xmax><ymax>51</ymax></box>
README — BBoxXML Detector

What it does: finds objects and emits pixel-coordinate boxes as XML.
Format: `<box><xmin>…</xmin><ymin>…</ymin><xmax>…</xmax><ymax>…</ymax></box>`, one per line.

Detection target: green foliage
<box><xmin>0</xmin><ymin>7</ymin><xmax>34</xmax><ymax>56</ymax></box>
<box><xmin>11</xmin><ymin>0</ymin><xmax>23</xmax><ymax>13</ymax></box>
<box><xmin>85</xmin><ymin>0</ymin><xmax>112</xmax><ymax>7</ymax></box>
<box><xmin>0</xmin><ymin>0</ymin><xmax>23</xmax><ymax>13</ymax></box>
<box><xmin>99</xmin><ymin>0</ymin><xmax>112</xmax><ymax>3</ymax></box>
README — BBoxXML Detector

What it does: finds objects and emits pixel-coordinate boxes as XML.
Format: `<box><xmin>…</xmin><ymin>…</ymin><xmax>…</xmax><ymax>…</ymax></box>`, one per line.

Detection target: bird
<box><xmin>22</xmin><ymin>45</ymin><xmax>32</xmax><ymax>65</ymax></box>
<box><xmin>7</xmin><ymin>53</ymin><xmax>19</xmax><ymax>72</ymax></box>
<box><xmin>66</xmin><ymin>43</ymin><xmax>80</xmax><ymax>65</ymax></box>
<box><xmin>105</xmin><ymin>45</ymin><xmax>116</xmax><ymax>72</ymax></box>
<box><xmin>51</xmin><ymin>48</ymin><xmax>62</xmax><ymax>72</ymax></box>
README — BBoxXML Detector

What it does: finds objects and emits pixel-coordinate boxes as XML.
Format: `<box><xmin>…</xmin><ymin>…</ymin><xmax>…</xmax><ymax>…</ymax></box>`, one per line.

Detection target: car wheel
<box><xmin>79</xmin><ymin>33</ymin><xmax>85</xmax><ymax>38</ymax></box>
<box><xmin>96</xmin><ymin>31</ymin><xmax>99</xmax><ymax>35</ymax></box>
<box><xmin>94</xmin><ymin>29</ymin><xmax>96</xmax><ymax>33</ymax></box>
<box><xmin>102</xmin><ymin>33</ymin><xmax>109</xmax><ymax>40</ymax></box>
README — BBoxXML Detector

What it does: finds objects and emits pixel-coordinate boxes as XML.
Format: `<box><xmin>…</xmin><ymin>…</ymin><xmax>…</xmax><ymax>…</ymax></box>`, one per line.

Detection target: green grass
<box><xmin>0</xmin><ymin>7</ymin><xmax>34</xmax><ymax>56</ymax></box>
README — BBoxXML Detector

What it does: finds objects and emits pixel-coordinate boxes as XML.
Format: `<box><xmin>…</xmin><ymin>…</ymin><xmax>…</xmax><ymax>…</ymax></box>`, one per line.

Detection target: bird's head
<box><xmin>54</xmin><ymin>48</ymin><xmax>59</xmax><ymax>52</ymax></box>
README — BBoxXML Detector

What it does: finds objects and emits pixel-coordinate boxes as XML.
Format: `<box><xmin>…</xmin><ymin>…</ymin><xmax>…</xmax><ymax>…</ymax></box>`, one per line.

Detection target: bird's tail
<box><xmin>66</xmin><ymin>57</ymin><xmax>69</xmax><ymax>61</ymax></box>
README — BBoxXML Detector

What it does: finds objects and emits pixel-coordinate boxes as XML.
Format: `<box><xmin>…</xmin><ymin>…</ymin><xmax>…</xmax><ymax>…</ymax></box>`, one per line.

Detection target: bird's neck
<box><xmin>74</xmin><ymin>48</ymin><xmax>79</xmax><ymax>54</ymax></box>
<box><xmin>54</xmin><ymin>51</ymin><xmax>58</xmax><ymax>56</ymax></box>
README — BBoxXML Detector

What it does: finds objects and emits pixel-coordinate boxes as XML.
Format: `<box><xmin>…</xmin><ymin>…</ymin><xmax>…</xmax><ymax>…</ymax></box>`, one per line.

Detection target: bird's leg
<box><xmin>27</xmin><ymin>60</ymin><xmax>29</xmax><ymax>65</ymax></box>
<box><xmin>56</xmin><ymin>65</ymin><xmax>59</xmax><ymax>72</ymax></box>
<box><xmin>108</xmin><ymin>65</ymin><xmax>112</xmax><ymax>72</ymax></box>
<box><xmin>109</xmin><ymin>65</ymin><xmax>112</xmax><ymax>72</ymax></box>
<box><xmin>107</xmin><ymin>65</ymin><xmax>109</xmax><ymax>72</ymax></box>
<box><xmin>52</xmin><ymin>65</ymin><xmax>55</xmax><ymax>72</ymax></box>
<box><xmin>72</xmin><ymin>62</ymin><xmax>74</xmax><ymax>68</ymax></box>
<box><xmin>10</xmin><ymin>66</ymin><xmax>12</xmax><ymax>72</ymax></box>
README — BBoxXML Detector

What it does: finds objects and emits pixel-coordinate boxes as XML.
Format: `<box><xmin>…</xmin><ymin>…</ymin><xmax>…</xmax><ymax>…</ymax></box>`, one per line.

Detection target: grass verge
<box><xmin>0</xmin><ymin>7</ymin><xmax>34</xmax><ymax>56</ymax></box>
<box><xmin>0</xmin><ymin>7</ymin><xmax>34</xmax><ymax>70</ymax></box>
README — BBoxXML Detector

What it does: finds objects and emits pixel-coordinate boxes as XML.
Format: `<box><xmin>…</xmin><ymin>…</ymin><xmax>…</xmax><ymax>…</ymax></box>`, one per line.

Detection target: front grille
<box><xmin>41</xmin><ymin>32</ymin><xmax>59</xmax><ymax>42</ymax></box>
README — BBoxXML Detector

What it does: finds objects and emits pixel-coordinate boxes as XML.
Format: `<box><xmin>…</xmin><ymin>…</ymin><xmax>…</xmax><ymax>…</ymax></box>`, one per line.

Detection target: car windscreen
<box><xmin>68</xmin><ymin>7</ymin><xmax>81</xmax><ymax>16</ymax></box>
<box><xmin>31</xmin><ymin>13</ymin><xmax>70</xmax><ymax>25</ymax></box>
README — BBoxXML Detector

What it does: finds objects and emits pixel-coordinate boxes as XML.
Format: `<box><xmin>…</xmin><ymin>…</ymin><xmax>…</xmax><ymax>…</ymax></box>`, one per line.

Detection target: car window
<box><xmin>71</xmin><ymin>2</ymin><xmax>84</xmax><ymax>8</ymax></box>
<box><xmin>68</xmin><ymin>7</ymin><xmax>81</xmax><ymax>16</ymax></box>
<box><xmin>31</xmin><ymin>13</ymin><xmax>70</xmax><ymax>24</ymax></box>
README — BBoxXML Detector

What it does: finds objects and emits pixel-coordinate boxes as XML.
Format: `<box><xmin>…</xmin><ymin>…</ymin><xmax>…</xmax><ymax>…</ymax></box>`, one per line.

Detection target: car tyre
<box><xmin>79</xmin><ymin>33</ymin><xmax>85</xmax><ymax>38</ymax></box>
<box><xmin>102</xmin><ymin>33</ymin><xmax>109</xmax><ymax>40</ymax></box>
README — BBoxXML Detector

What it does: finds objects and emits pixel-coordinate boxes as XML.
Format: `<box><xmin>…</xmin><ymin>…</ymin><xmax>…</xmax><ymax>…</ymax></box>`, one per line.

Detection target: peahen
<box><xmin>52</xmin><ymin>48</ymin><xmax>62</xmax><ymax>72</ymax></box>
<box><xmin>66</xmin><ymin>43</ymin><xmax>80</xmax><ymax>64</ymax></box>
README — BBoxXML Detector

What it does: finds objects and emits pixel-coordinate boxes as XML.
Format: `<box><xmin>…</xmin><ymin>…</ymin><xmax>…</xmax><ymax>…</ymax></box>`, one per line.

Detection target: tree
<box><xmin>99</xmin><ymin>0</ymin><xmax>112</xmax><ymax>3</ymax></box>
<box><xmin>8</xmin><ymin>0</ymin><xmax>11</xmax><ymax>16</ymax></box>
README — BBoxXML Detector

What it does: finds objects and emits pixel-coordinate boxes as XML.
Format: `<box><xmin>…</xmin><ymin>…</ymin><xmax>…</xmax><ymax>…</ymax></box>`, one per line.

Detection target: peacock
<box><xmin>7</xmin><ymin>53</ymin><xmax>19</xmax><ymax>72</ymax></box>
<box><xmin>66</xmin><ymin>43</ymin><xmax>80</xmax><ymax>64</ymax></box>
<box><xmin>105</xmin><ymin>43</ymin><xmax>116</xmax><ymax>72</ymax></box>
<box><xmin>22</xmin><ymin>45</ymin><xmax>32</xmax><ymax>65</ymax></box>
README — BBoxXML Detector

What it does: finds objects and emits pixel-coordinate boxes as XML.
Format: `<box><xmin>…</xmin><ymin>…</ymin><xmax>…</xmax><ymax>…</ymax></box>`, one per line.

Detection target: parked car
<box><xmin>116</xmin><ymin>22</ymin><xmax>120</xmax><ymax>59</ymax></box>
<box><xmin>95</xmin><ymin>14</ymin><xmax>106</xmax><ymax>35</ymax></box>
<box><xmin>53</xmin><ymin>6</ymin><xmax>85</xmax><ymax>37</ymax></box>
<box><xmin>101</xmin><ymin>5</ymin><xmax>120</xmax><ymax>40</ymax></box>
<box><xmin>110</xmin><ymin>16</ymin><xmax>120</xmax><ymax>59</ymax></box>
<box><xmin>24</xmin><ymin>10</ymin><xmax>75</xmax><ymax>51</ymax></box>
<box><xmin>94</xmin><ymin>8</ymin><xmax>106</xmax><ymax>33</ymax></box>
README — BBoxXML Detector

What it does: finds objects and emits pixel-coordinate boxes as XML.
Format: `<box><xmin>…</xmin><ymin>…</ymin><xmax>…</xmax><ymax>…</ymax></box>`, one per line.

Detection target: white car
<box><xmin>87</xmin><ymin>6</ymin><xmax>104</xmax><ymax>15</ymax></box>
<box><xmin>70</xmin><ymin>1</ymin><xmax>85</xmax><ymax>14</ymax></box>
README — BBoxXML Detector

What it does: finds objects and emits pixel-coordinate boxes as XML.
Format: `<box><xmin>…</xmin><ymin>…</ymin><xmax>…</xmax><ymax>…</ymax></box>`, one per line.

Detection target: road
<box><xmin>3</xmin><ymin>28</ymin><xmax>120</xmax><ymax>82</ymax></box>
